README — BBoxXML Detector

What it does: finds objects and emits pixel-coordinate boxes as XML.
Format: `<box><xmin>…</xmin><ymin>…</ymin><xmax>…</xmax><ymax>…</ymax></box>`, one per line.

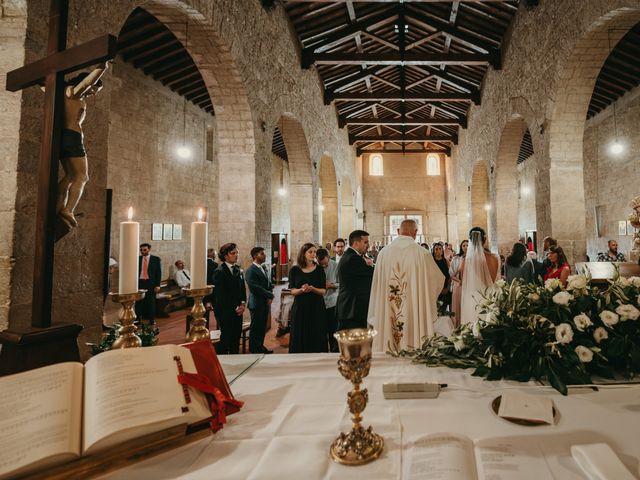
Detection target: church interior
<box><xmin>1</xmin><ymin>0</ymin><xmax>640</xmax><ymax>478</ymax></box>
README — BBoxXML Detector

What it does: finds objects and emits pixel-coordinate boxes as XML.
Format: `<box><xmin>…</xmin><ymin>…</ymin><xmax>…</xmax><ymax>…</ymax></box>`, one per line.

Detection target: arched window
<box><xmin>426</xmin><ymin>154</ymin><xmax>440</xmax><ymax>176</ymax></box>
<box><xmin>369</xmin><ymin>154</ymin><xmax>383</xmax><ymax>176</ymax></box>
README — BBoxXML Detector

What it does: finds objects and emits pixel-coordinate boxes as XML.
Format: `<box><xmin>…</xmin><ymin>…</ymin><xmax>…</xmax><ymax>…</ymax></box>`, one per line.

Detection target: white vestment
<box><xmin>368</xmin><ymin>236</ymin><xmax>445</xmax><ymax>352</ymax></box>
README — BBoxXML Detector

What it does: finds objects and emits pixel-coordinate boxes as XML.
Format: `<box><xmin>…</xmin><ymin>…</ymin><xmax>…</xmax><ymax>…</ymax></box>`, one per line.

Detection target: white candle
<box><xmin>190</xmin><ymin>208</ymin><xmax>207</xmax><ymax>289</ymax></box>
<box><xmin>119</xmin><ymin>207</ymin><xmax>139</xmax><ymax>294</ymax></box>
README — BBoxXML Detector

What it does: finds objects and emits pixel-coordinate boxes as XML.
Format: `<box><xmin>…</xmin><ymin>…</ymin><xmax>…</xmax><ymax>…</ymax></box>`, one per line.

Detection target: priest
<box><xmin>368</xmin><ymin>219</ymin><xmax>444</xmax><ymax>353</ymax></box>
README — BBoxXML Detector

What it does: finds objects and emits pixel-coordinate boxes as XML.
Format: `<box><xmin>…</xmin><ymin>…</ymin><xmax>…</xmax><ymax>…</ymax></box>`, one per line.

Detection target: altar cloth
<box><xmin>104</xmin><ymin>353</ymin><xmax>640</xmax><ymax>479</ymax></box>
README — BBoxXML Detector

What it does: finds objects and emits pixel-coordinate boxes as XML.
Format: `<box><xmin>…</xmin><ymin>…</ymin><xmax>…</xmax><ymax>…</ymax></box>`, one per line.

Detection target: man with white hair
<box><xmin>368</xmin><ymin>219</ymin><xmax>444</xmax><ymax>352</ymax></box>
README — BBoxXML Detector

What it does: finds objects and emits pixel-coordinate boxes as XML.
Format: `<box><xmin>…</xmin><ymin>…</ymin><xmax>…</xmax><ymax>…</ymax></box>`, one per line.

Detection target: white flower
<box><xmin>574</xmin><ymin>345</ymin><xmax>594</xmax><ymax>363</ymax></box>
<box><xmin>617</xmin><ymin>277</ymin><xmax>631</xmax><ymax>288</ymax></box>
<box><xmin>552</xmin><ymin>291</ymin><xmax>573</xmax><ymax>306</ymax></box>
<box><xmin>528</xmin><ymin>293</ymin><xmax>540</xmax><ymax>302</ymax></box>
<box><xmin>453</xmin><ymin>337</ymin><xmax>465</xmax><ymax>351</ymax></box>
<box><xmin>615</xmin><ymin>304</ymin><xmax>640</xmax><ymax>321</ymax></box>
<box><xmin>593</xmin><ymin>327</ymin><xmax>609</xmax><ymax>343</ymax></box>
<box><xmin>545</xmin><ymin>278</ymin><xmax>561</xmax><ymax>291</ymax></box>
<box><xmin>472</xmin><ymin>321</ymin><xmax>481</xmax><ymax>338</ymax></box>
<box><xmin>567</xmin><ymin>275</ymin><xmax>588</xmax><ymax>291</ymax></box>
<box><xmin>628</xmin><ymin>276</ymin><xmax>640</xmax><ymax>288</ymax></box>
<box><xmin>573</xmin><ymin>313</ymin><xmax>593</xmax><ymax>332</ymax></box>
<box><xmin>599</xmin><ymin>310</ymin><xmax>619</xmax><ymax>326</ymax></box>
<box><xmin>495</xmin><ymin>279</ymin><xmax>507</xmax><ymax>288</ymax></box>
<box><xmin>555</xmin><ymin>323</ymin><xmax>574</xmax><ymax>344</ymax></box>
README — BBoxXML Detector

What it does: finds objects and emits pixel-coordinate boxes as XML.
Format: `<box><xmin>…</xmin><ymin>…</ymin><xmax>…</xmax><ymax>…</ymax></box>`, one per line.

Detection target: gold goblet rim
<box><xmin>334</xmin><ymin>328</ymin><xmax>378</xmax><ymax>343</ymax></box>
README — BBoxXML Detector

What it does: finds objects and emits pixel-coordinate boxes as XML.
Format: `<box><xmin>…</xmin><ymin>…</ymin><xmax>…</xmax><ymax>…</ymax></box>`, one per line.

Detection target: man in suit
<box><xmin>336</xmin><ymin>230</ymin><xmax>374</xmax><ymax>331</ymax></box>
<box><xmin>205</xmin><ymin>248</ymin><xmax>218</xmax><ymax>312</ymax></box>
<box><xmin>136</xmin><ymin>243</ymin><xmax>162</xmax><ymax>324</ymax></box>
<box><xmin>332</xmin><ymin>238</ymin><xmax>346</xmax><ymax>264</ymax></box>
<box><xmin>213</xmin><ymin>243</ymin><xmax>247</xmax><ymax>354</ymax></box>
<box><xmin>245</xmin><ymin>247</ymin><xmax>274</xmax><ymax>354</ymax></box>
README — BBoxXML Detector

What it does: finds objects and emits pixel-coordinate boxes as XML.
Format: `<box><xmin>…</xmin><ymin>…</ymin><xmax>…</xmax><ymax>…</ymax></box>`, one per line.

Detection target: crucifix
<box><xmin>0</xmin><ymin>0</ymin><xmax>116</xmax><ymax>376</ymax></box>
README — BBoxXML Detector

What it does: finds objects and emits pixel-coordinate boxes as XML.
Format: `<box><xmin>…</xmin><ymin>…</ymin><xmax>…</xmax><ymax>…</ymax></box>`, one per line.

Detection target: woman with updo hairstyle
<box><xmin>288</xmin><ymin>243</ymin><xmax>327</xmax><ymax>353</ymax></box>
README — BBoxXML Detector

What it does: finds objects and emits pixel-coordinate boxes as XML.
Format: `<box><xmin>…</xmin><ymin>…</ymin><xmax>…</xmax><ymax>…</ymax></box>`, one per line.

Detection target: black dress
<box><xmin>288</xmin><ymin>265</ymin><xmax>328</xmax><ymax>353</ymax></box>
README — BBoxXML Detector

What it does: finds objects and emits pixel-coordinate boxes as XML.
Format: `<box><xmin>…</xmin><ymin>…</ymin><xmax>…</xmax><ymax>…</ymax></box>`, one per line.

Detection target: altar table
<box><xmin>106</xmin><ymin>353</ymin><xmax>640</xmax><ymax>479</ymax></box>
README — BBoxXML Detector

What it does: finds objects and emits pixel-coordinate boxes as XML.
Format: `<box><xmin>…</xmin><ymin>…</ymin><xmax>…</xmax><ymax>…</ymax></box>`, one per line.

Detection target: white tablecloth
<box><xmin>107</xmin><ymin>353</ymin><xmax>640</xmax><ymax>479</ymax></box>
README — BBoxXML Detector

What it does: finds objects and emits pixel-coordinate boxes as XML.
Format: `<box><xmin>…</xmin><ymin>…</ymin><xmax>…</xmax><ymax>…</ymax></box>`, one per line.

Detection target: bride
<box><xmin>459</xmin><ymin>227</ymin><xmax>500</xmax><ymax>325</ymax></box>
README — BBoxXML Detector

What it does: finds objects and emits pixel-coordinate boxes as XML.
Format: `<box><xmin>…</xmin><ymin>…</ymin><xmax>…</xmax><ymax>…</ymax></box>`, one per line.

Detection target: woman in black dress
<box><xmin>289</xmin><ymin>243</ymin><xmax>328</xmax><ymax>353</ymax></box>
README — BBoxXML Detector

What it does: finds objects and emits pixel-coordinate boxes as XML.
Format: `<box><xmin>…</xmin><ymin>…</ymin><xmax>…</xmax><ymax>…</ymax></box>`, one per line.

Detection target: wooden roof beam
<box><xmin>356</xmin><ymin>146</ymin><xmax>451</xmax><ymax>156</ymax></box>
<box><xmin>349</xmin><ymin>134</ymin><xmax>457</xmax><ymax>144</ymax></box>
<box><xmin>340</xmin><ymin>116</ymin><xmax>467</xmax><ymax>128</ymax></box>
<box><xmin>308</xmin><ymin>52</ymin><xmax>496</xmax><ymax>67</ymax></box>
<box><xmin>330</xmin><ymin>91</ymin><xmax>476</xmax><ymax>102</ymax></box>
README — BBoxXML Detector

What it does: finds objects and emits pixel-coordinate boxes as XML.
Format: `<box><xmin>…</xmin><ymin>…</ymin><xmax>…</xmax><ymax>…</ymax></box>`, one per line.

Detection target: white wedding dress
<box><xmin>460</xmin><ymin>231</ymin><xmax>499</xmax><ymax>326</ymax></box>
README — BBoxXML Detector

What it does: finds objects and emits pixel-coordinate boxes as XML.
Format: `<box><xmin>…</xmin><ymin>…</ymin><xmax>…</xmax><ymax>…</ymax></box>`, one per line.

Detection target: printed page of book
<box><xmin>475</xmin><ymin>437</ymin><xmax>555</xmax><ymax>480</ymax></box>
<box><xmin>403</xmin><ymin>433</ymin><xmax>478</xmax><ymax>480</ymax></box>
<box><xmin>83</xmin><ymin>345</ymin><xmax>211</xmax><ymax>454</ymax></box>
<box><xmin>0</xmin><ymin>362</ymin><xmax>83</xmax><ymax>479</ymax></box>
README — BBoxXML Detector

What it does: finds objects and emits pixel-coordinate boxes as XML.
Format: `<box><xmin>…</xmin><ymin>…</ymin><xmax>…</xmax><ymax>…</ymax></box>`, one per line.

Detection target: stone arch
<box><xmin>319</xmin><ymin>154</ymin><xmax>338</xmax><ymax>245</ymax></box>
<box><xmin>470</xmin><ymin>160</ymin><xmax>490</xmax><ymax>236</ymax></box>
<box><xmin>111</xmin><ymin>1</ymin><xmax>257</xmax><ymax>256</ymax></box>
<box><xmin>277</xmin><ymin>113</ymin><xmax>314</xmax><ymax>251</ymax></box>
<box><xmin>341</xmin><ymin>177</ymin><xmax>354</xmax><ymax>237</ymax></box>
<box><xmin>545</xmin><ymin>7</ymin><xmax>640</xmax><ymax>261</ymax></box>
<box><xmin>494</xmin><ymin>116</ymin><xmax>528</xmax><ymax>254</ymax></box>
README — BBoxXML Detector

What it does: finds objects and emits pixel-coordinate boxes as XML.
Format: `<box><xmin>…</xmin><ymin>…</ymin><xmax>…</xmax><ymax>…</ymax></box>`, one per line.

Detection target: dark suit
<box><xmin>336</xmin><ymin>248</ymin><xmax>374</xmax><ymax>330</ymax></box>
<box><xmin>136</xmin><ymin>254</ymin><xmax>162</xmax><ymax>323</ymax></box>
<box><xmin>213</xmin><ymin>263</ymin><xmax>247</xmax><ymax>354</ymax></box>
<box><xmin>245</xmin><ymin>263</ymin><xmax>274</xmax><ymax>353</ymax></box>
<box><xmin>205</xmin><ymin>258</ymin><xmax>218</xmax><ymax>308</ymax></box>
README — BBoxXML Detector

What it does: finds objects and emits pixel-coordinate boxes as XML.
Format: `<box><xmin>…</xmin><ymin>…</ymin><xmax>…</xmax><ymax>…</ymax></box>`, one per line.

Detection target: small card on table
<box><xmin>497</xmin><ymin>392</ymin><xmax>554</xmax><ymax>425</ymax></box>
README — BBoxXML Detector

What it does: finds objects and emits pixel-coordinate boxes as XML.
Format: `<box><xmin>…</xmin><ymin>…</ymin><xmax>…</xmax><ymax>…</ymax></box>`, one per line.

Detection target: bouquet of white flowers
<box><xmin>395</xmin><ymin>267</ymin><xmax>640</xmax><ymax>394</ymax></box>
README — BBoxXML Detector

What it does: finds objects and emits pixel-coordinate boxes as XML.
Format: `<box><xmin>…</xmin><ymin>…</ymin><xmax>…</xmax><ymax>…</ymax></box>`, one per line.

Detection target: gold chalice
<box><xmin>330</xmin><ymin>328</ymin><xmax>384</xmax><ymax>465</ymax></box>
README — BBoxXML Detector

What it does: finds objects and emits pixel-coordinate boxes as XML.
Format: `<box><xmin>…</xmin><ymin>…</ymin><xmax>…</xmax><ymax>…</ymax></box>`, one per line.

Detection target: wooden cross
<box><xmin>5</xmin><ymin>0</ymin><xmax>116</xmax><ymax>329</ymax></box>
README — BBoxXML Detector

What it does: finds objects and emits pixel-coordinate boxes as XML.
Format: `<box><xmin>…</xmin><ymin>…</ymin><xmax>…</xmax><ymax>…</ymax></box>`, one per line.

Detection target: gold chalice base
<box><xmin>329</xmin><ymin>426</ymin><xmax>384</xmax><ymax>465</ymax></box>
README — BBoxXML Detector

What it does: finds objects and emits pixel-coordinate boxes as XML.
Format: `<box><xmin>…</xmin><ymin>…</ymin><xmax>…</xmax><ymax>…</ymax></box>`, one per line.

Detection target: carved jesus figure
<box><xmin>56</xmin><ymin>61</ymin><xmax>108</xmax><ymax>228</ymax></box>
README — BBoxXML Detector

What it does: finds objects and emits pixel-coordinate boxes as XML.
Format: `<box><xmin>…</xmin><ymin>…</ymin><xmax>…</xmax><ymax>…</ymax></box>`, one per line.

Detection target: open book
<box><xmin>404</xmin><ymin>433</ymin><xmax>555</xmax><ymax>480</ymax></box>
<box><xmin>0</xmin><ymin>345</ymin><xmax>212</xmax><ymax>479</ymax></box>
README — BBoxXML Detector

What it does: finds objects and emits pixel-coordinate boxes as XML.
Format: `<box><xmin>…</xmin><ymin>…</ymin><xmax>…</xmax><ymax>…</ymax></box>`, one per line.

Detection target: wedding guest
<box><xmin>173</xmin><ymin>260</ymin><xmax>191</xmax><ymax>288</ymax></box>
<box><xmin>444</xmin><ymin>243</ymin><xmax>454</xmax><ymax>264</ymax></box>
<box><xmin>316</xmin><ymin>248</ymin><xmax>339</xmax><ymax>352</ymax></box>
<box><xmin>136</xmin><ymin>243</ymin><xmax>161</xmax><ymax>325</ymax></box>
<box><xmin>204</xmin><ymin>248</ymin><xmax>217</xmax><ymax>314</ymax></box>
<box><xmin>526</xmin><ymin>236</ymin><xmax>534</xmax><ymax>252</ymax></box>
<box><xmin>543</xmin><ymin>245</ymin><xmax>570</xmax><ymax>287</ymax></box>
<box><xmin>336</xmin><ymin>230</ymin><xmax>374</xmax><ymax>330</ymax></box>
<box><xmin>432</xmin><ymin>243</ymin><xmax>451</xmax><ymax>311</ymax></box>
<box><xmin>504</xmin><ymin>243</ymin><xmax>535</xmax><ymax>284</ymax></box>
<box><xmin>245</xmin><ymin>247</ymin><xmax>274</xmax><ymax>354</ymax></box>
<box><xmin>332</xmin><ymin>238</ymin><xmax>345</xmax><ymax>263</ymax></box>
<box><xmin>542</xmin><ymin>236</ymin><xmax>557</xmax><ymax>271</ymax></box>
<box><xmin>527</xmin><ymin>251</ymin><xmax>546</xmax><ymax>282</ymax></box>
<box><xmin>420</xmin><ymin>243</ymin><xmax>430</xmax><ymax>251</ymax></box>
<box><xmin>325</xmin><ymin>242</ymin><xmax>333</xmax><ymax>254</ymax></box>
<box><xmin>597</xmin><ymin>240</ymin><xmax>626</xmax><ymax>262</ymax></box>
<box><xmin>449</xmin><ymin>240</ymin><xmax>468</xmax><ymax>327</ymax></box>
<box><xmin>213</xmin><ymin>243</ymin><xmax>246</xmax><ymax>354</ymax></box>
<box><xmin>289</xmin><ymin>243</ymin><xmax>327</xmax><ymax>353</ymax></box>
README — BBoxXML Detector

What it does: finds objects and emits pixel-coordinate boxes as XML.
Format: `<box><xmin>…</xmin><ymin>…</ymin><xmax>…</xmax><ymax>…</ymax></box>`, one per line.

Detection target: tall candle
<box><xmin>190</xmin><ymin>208</ymin><xmax>207</xmax><ymax>289</ymax></box>
<box><xmin>119</xmin><ymin>207</ymin><xmax>139</xmax><ymax>294</ymax></box>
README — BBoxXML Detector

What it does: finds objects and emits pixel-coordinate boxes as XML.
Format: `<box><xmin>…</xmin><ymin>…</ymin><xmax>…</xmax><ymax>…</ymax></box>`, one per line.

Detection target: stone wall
<box><xmin>517</xmin><ymin>156</ymin><xmax>538</xmax><ymax>244</ymax></box>
<box><xmin>0</xmin><ymin>0</ymin><xmax>26</xmax><ymax>331</ymax></box>
<box><xmin>270</xmin><ymin>154</ymin><xmax>290</xmax><ymax>245</ymax></box>
<box><xmin>107</xmin><ymin>60</ymin><xmax>216</xmax><ymax>281</ymax></box>
<box><xmin>583</xmin><ymin>86</ymin><xmax>640</xmax><ymax>261</ymax></box>
<box><xmin>361</xmin><ymin>153</ymin><xmax>449</xmax><ymax>244</ymax></box>
<box><xmin>452</xmin><ymin>0</ymin><xmax>640</xmax><ymax>261</ymax></box>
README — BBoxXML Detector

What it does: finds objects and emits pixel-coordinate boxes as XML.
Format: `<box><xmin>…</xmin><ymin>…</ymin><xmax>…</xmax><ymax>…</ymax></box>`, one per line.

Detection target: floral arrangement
<box><xmin>395</xmin><ymin>269</ymin><xmax>640</xmax><ymax>394</ymax></box>
<box><xmin>87</xmin><ymin>322</ymin><xmax>160</xmax><ymax>355</ymax></box>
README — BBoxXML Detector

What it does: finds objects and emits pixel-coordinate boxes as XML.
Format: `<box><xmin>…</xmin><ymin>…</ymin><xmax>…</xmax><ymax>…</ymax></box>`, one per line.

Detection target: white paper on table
<box><xmin>498</xmin><ymin>392</ymin><xmax>554</xmax><ymax>425</ymax></box>
<box><xmin>571</xmin><ymin>443</ymin><xmax>637</xmax><ymax>480</ymax></box>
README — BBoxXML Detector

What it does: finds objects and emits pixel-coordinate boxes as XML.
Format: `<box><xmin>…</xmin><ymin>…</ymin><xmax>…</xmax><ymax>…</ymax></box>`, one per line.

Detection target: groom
<box><xmin>368</xmin><ymin>220</ymin><xmax>444</xmax><ymax>352</ymax></box>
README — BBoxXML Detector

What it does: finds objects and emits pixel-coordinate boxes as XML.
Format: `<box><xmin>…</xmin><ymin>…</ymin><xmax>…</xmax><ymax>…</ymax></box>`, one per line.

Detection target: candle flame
<box><xmin>127</xmin><ymin>207</ymin><xmax>133</xmax><ymax>221</ymax></box>
<box><xmin>198</xmin><ymin>208</ymin><xmax>204</xmax><ymax>221</ymax></box>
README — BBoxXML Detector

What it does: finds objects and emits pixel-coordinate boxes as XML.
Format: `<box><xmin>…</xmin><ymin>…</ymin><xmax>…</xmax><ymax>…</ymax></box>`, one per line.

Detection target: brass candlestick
<box><xmin>330</xmin><ymin>328</ymin><xmax>384</xmax><ymax>466</ymax></box>
<box><xmin>184</xmin><ymin>285</ymin><xmax>214</xmax><ymax>342</ymax></box>
<box><xmin>109</xmin><ymin>290</ymin><xmax>146</xmax><ymax>349</ymax></box>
